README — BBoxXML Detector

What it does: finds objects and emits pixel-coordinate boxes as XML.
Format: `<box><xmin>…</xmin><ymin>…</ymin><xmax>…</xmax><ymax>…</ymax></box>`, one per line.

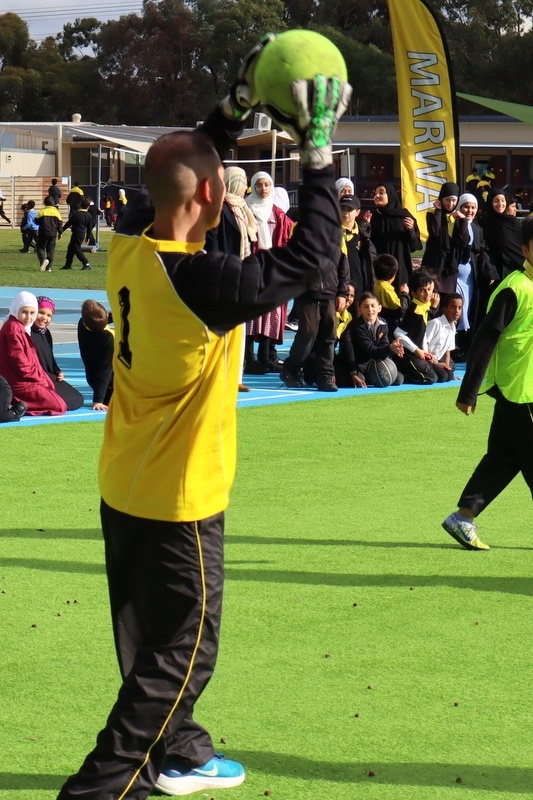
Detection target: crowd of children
<box><xmin>280</xmin><ymin>182</ymin><xmax>474</xmax><ymax>392</ymax></box>
<box><xmin>3</xmin><ymin>175</ymin><xmax>526</xmax><ymax>421</ymax></box>
<box><xmin>0</xmin><ymin>292</ymin><xmax>114</xmax><ymax>420</ymax></box>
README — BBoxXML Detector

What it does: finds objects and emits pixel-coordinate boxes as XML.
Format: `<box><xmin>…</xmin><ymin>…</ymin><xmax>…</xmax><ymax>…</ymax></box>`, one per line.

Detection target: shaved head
<box><xmin>145</xmin><ymin>130</ymin><xmax>222</xmax><ymax>210</ymax></box>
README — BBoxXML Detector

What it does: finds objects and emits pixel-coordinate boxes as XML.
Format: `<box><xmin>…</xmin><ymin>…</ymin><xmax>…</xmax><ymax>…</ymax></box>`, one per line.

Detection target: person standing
<box><xmin>47</xmin><ymin>178</ymin><xmax>62</xmax><ymax>207</ymax></box>
<box><xmin>205</xmin><ymin>166</ymin><xmax>257</xmax><ymax>391</ymax></box>
<box><xmin>442</xmin><ymin>216</ymin><xmax>533</xmax><ymax>550</ymax></box>
<box><xmin>55</xmin><ymin>38</ymin><xmax>351</xmax><ymax>800</ymax></box>
<box><xmin>60</xmin><ymin>197</ymin><xmax>93</xmax><ymax>270</ymax></box>
<box><xmin>368</xmin><ymin>183</ymin><xmax>421</xmax><ymax>291</ymax></box>
<box><xmin>35</xmin><ymin>196</ymin><xmax>63</xmax><ymax>272</ymax></box>
<box><xmin>0</xmin><ymin>188</ymin><xmax>11</xmax><ymax>224</ymax></box>
<box><xmin>244</xmin><ymin>170</ymin><xmax>293</xmax><ymax>372</ymax></box>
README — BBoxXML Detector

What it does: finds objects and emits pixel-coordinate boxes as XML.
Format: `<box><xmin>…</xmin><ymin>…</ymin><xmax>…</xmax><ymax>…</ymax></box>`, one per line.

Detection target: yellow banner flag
<box><xmin>387</xmin><ymin>0</ymin><xmax>460</xmax><ymax>240</ymax></box>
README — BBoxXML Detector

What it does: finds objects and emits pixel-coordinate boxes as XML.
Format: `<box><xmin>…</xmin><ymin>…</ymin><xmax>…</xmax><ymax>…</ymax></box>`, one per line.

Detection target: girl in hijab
<box><xmin>31</xmin><ymin>296</ymin><xmax>84</xmax><ymax>410</ymax></box>
<box><xmin>421</xmin><ymin>182</ymin><xmax>460</xmax><ymax>287</ymax></box>
<box><xmin>481</xmin><ymin>190</ymin><xmax>523</xmax><ymax>279</ymax></box>
<box><xmin>205</xmin><ymin>167</ymin><xmax>258</xmax><ymax>391</ymax></box>
<box><xmin>245</xmin><ymin>171</ymin><xmax>293</xmax><ymax>372</ymax></box>
<box><xmin>206</xmin><ymin>167</ymin><xmax>257</xmax><ymax>260</ymax></box>
<box><xmin>116</xmin><ymin>188</ymin><xmax>128</xmax><ymax>226</ymax></box>
<box><xmin>0</xmin><ymin>291</ymin><xmax>67</xmax><ymax>415</ymax></box>
<box><xmin>335</xmin><ymin>177</ymin><xmax>355</xmax><ymax>199</ymax></box>
<box><xmin>441</xmin><ymin>193</ymin><xmax>498</xmax><ymax>356</ymax></box>
<box><xmin>368</xmin><ymin>183</ymin><xmax>421</xmax><ymax>290</ymax></box>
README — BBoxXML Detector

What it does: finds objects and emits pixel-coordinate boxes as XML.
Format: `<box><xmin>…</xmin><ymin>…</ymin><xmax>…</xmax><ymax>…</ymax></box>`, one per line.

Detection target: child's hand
<box><xmin>351</xmin><ymin>373</ymin><xmax>367</xmax><ymax>388</ymax></box>
<box><xmin>336</xmin><ymin>296</ymin><xmax>346</xmax><ymax>313</ymax></box>
<box><xmin>363</xmin><ymin>210</ymin><xmax>372</xmax><ymax>223</ymax></box>
<box><xmin>430</xmin><ymin>291</ymin><xmax>440</xmax><ymax>308</ymax></box>
<box><xmin>56</xmin><ymin>371</ymin><xmax>64</xmax><ymax>382</ymax></box>
<box><xmin>403</xmin><ymin>216</ymin><xmax>414</xmax><ymax>230</ymax></box>
<box><xmin>452</xmin><ymin>209</ymin><xmax>465</xmax><ymax>219</ymax></box>
<box><xmin>399</xmin><ymin>283</ymin><xmax>409</xmax><ymax>294</ymax></box>
<box><xmin>389</xmin><ymin>339</ymin><xmax>403</xmax><ymax>357</ymax></box>
<box><xmin>414</xmin><ymin>347</ymin><xmax>425</xmax><ymax>359</ymax></box>
<box><xmin>93</xmin><ymin>402</ymin><xmax>108</xmax><ymax>411</ymax></box>
<box><xmin>433</xmin><ymin>199</ymin><xmax>442</xmax><ymax>209</ymax></box>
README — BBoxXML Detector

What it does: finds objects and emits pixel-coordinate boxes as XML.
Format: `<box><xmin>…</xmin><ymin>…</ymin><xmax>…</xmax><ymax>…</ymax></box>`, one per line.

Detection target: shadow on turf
<box><xmin>1</xmin><ymin>528</ymin><xmax>102</xmax><ymax>541</ymax></box>
<box><xmin>227</xmin><ymin>752</ymin><xmax>532</xmax><ymax>792</ymax></box>
<box><xmin>1</xmin><ymin>759</ymin><xmax>531</xmax><ymax>793</ymax></box>
<box><xmin>225</xmin><ymin>568</ymin><xmax>533</xmax><ymax>596</ymax></box>
<box><xmin>226</xmin><ymin>534</ymin><xmax>533</xmax><ymax>551</ymax></box>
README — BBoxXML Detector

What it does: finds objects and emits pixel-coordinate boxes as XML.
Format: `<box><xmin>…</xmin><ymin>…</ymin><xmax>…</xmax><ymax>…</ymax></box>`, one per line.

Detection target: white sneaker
<box><xmin>442</xmin><ymin>512</ymin><xmax>489</xmax><ymax>550</ymax></box>
<box><xmin>39</xmin><ymin>258</ymin><xmax>49</xmax><ymax>272</ymax></box>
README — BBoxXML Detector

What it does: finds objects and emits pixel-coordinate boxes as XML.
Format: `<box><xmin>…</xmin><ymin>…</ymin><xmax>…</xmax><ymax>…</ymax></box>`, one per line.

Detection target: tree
<box><xmin>0</xmin><ymin>13</ymin><xmax>31</xmax><ymax>70</ymax></box>
<box><xmin>196</xmin><ymin>0</ymin><xmax>287</xmax><ymax>96</ymax></box>
<box><xmin>57</xmin><ymin>18</ymin><xmax>102</xmax><ymax>61</ymax></box>
<box><xmin>95</xmin><ymin>0</ymin><xmax>214</xmax><ymax>125</ymax></box>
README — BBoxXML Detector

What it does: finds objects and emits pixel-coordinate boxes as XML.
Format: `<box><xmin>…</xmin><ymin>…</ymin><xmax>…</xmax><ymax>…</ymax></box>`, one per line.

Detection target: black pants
<box><xmin>20</xmin><ymin>229</ymin><xmax>36</xmax><ymax>251</ymax></box>
<box><xmin>36</xmin><ymin>235</ymin><xmax>58</xmax><ymax>267</ymax></box>
<box><xmin>57</xmin><ymin>501</ymin><xmax>224</xmax><ymax>800</ymax></box>
<box><xmin>65</xmin><ymin>234</ymin><xmax>89</xmax><ymax>268</ymax></box>
<box><xmin>52</xmin><ymin>377</ymin><xmax>84</xmax><ymax>410</ymax></box>
<box><xmin>285</xmin><ymin>298</ymin><xmax>336</xmax><ymax>381</ymax></box>
<box><xmin>459</xmin><ymin>394</ymin><xmax>533</xmax><ymax>516</ymax></box>
<box><xmin>397</xmin><ymin>352</ymin><xmax>438</xmax><ymax>385</ymax></box>
<box><xmin>0</xmin><ymin>375</ymin><xmax>13</xmax><ymax>420</ymax></box>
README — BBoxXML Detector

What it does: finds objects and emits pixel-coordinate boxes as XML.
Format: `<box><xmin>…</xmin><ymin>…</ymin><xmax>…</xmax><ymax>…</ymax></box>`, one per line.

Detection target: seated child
<box><xmin>373</xmin><ymin>254</ymin><xmax>410</xmax><ymax>334</ymax></box>
<box><xmin>0</xmin><ymin>291</ymin><xmax>67</xmax><ymax>416</ymax></box>
<box><xmin>0</xmin><ymin>375</ymin><xmax>27</xmax><ymax>422</ymax></box>
<box><xmin>394</xmin><ymin>270</ymin><xmax>440</xmax><ymax>385</ymax></box>
<box><xmin>31</xmin><ymin>296</ymin><xmax>84</xmax><ymax>409</ymax></box>
<box><xmin>336</xmin><ymin>291</ymin><xmax>404</xmax><ymax>388</ymax></box>
<box><xmin>426</xmin><ymin>293</ymin><xmax>463</xmax><ymax>383</ymax></box>
<box><xmin>77</xmin><ymin>299</ymin><xmax>114</xmax><ymax>410</ymax></box>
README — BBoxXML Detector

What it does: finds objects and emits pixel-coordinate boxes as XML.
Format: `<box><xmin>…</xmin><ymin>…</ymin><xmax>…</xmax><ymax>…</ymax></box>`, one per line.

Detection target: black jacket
<box><xmin>339</xmin><ymin>314</ymin><xmax>391</xmax><ymax>373</ymax></box>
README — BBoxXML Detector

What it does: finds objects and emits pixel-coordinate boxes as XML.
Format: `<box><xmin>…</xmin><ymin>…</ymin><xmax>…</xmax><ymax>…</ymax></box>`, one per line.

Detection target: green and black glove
<box><xmin>220</xmin><ymin>33</ymin><xmax>277</xmax><ymax>121</ymax></box>
<box><xmin>265</xmin><ymin>75</ymin><xmax>352</xmax><ymax>169</ymax></box>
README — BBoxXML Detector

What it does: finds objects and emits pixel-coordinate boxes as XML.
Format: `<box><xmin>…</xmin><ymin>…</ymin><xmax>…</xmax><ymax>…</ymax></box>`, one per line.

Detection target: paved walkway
<box><xmin>0</xmin><ymin>286</ymin><xmax>463</xmax><ymax>427</ymax></box>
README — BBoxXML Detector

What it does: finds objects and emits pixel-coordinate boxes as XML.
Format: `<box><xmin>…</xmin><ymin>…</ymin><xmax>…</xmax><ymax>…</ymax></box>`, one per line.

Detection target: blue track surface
<box><xmin>0</xmin><ymin>286</ymin><xmax>464</xmax><ymax>427</ymax></box>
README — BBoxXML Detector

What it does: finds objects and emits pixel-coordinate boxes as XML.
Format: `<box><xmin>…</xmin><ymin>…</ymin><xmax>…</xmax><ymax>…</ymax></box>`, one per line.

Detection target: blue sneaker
<box><xmin>155</xmin><ymin>753</ymin><xmax>245</xmax><ymax>796</ymax></box>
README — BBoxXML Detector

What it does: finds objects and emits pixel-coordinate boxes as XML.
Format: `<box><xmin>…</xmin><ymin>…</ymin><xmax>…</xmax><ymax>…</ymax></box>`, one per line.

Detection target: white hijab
<box><xmin>246</xmin><ymin>171</ymin><xmax>274</xmax><ymax>249</ymax></box>
<box><xmin>273</xmin><ymin>186</ymin><xmax>290</xmax><ymax>213</ymax></box>
<box><xmin>8</xmin><ymin>291</ymin><xmax>38</xmax><ymax>333</ymax></box>
<box><xmin>458</xmin><ymin>193</ymin><xmax>477</xmax><ymax>249</ymax></box>
<box><xmin>336</xmin><ymin>177</ymin><xmax>355</xmax><ymax>197</ymax></box>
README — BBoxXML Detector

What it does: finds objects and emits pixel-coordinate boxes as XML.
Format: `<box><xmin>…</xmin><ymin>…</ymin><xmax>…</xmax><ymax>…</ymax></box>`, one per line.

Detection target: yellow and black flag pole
<box><xmin>387</xmin><ymin>0</ymin><xmax>460</xmax><ymax>240</ymax></box>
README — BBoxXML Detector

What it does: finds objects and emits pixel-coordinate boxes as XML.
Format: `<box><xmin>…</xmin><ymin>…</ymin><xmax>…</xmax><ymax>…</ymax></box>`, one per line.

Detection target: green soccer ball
<box><xmin>254</xmin><ymin>30</ymin><xmax>348</xmax><ymax>117</ymax></box>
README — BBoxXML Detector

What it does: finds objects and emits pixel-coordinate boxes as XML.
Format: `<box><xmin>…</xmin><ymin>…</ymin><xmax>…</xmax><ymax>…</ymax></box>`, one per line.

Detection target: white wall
<box><xmin>0</xmin><ymin>149</ymin><xmax>56</xmax><ymax>177</ymax></box>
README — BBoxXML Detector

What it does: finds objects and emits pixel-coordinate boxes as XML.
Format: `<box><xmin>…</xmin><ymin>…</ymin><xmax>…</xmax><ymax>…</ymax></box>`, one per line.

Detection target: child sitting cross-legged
<box><xmin>394</xmin><ymin>270</ymin><xmax>440</xmax><ymax>385</ymax></box>
<box><xmin>425</xmin><ymin>293</ymin><xmax>463</xmax><ymax>382</ymax></box>
<box><xmin>335</xmin><ymin>291</ymin><xmax>404</xmax><ymax>388</ymax></box>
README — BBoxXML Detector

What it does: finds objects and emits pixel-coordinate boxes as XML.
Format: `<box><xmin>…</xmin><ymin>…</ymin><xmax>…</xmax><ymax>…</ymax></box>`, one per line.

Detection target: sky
<box><xmin>0</xmin><ymin>0</ymin><xmax>145</xmax><ymax>43</ymax></box>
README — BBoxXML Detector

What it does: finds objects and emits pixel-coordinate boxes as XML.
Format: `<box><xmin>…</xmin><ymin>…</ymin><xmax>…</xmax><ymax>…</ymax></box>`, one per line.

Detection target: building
<box><xmin>1</xmin><ymin>111</ymin><xmax>533</xmax><ymax>224</ymax></box>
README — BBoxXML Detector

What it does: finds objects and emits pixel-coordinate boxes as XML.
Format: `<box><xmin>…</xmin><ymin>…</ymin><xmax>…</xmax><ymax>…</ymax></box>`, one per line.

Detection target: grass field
<box><xmin>1</xmin><ymin>390</ymin><xmax>532</xmax><ymax>799</ymax></box>
<box><xmin>0</xmin><ymin>228</ymin><xmax>110</xmax><ymax>290</ymax></box>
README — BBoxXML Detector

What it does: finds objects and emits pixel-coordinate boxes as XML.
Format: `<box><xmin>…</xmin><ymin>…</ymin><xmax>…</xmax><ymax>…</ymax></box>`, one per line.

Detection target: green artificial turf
<box><xmin>0</xmin><ymin>229</ymin><xmax>110</xmax><ymax>290</ymax></box>
<box><xmin>1</xmin><ymin>391</ymin><xmax>532</xmax><ymax>800</ymax></box>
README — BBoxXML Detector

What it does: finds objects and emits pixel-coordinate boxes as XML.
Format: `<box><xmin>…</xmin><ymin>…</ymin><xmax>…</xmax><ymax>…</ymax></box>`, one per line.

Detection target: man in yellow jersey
<box><xmin>56</xmin><ymin>38</ymin><xmax>351</xmax><ymax>800</ymax></box>
<box><xmin>443</xmin><ymin>215</ymin><xmax>533</xmax><ymax>551</ymax></box>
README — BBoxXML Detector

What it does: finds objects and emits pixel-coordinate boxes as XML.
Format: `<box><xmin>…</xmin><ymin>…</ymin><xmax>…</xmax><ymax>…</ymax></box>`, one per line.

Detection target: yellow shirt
<box><xmin>98</xmin><ymin>231</ymin><xmax>242</xmax><ymax>522</ymax></box>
